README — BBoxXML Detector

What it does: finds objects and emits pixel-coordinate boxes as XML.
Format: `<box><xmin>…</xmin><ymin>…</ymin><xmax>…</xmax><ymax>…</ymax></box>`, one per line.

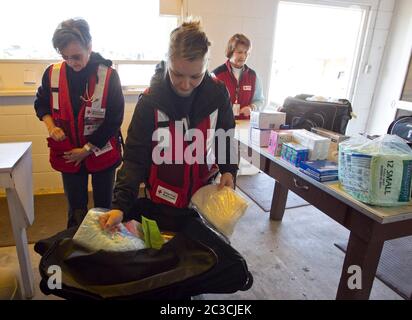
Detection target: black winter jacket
<box><xmin>112</xmin><ymin>61</ymin><xmax>238</xmax><ymax>218</ymax></box>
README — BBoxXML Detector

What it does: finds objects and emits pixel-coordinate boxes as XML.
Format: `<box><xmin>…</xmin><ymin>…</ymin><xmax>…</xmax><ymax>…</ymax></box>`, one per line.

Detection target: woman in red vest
<box><xmin>100</xmin><ymin>20</ymin><xmax>238</xmax><ymax>228</ymax></box>
<box><xmin>34</xmin><ymin>18</ymin><xmax>124</xmax><ymax>228</ymax></box>
<box><xmin>212</xmin><ymin>34</ymin><xmax>265</xmax><ymax>120</ymax></box>
<box><xmin>98</xmin><ymin>20</ymin><xmax>252</xmax><ymax>296</ymax></box>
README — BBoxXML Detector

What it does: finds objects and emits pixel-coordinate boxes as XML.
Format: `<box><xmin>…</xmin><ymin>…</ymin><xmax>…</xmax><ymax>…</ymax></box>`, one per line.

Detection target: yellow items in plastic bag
<box><xmin>190</xmin><ymin>185</ymin><xmax>248</xmax><ymax>237</ymax></box>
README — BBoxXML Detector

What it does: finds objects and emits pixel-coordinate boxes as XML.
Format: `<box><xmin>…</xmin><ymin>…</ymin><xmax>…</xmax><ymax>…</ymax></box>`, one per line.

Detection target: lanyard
<box><xmin>235</xmin><ymin>82</ymin><xmax>240</xmax><ymax>104</ymax></box>
<box><xmin>80</xmin><ymin>81</ymin><xmax>95</xmax><ymax>103</ymax></box>
<box><xmin>231</xmin><ymin>66</ymin><xmax>243</xmax><ymax>104</ymax></box>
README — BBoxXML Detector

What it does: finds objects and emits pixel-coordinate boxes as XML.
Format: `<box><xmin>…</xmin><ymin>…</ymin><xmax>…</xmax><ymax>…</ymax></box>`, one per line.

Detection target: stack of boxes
<box><xmin>299</xmin><ymin>160</ymin><xmax>339</xmax><ymax>182</ymax></box>
<box><xmin>248</xmin><ymin>111</ymin><xmax>344</xmax><ymax>181</ymax></box>
<box><xmin>249</xmin><ymin>111</ymin><xmax>286</xmax><ymax>147</ymax></box>
<box><xmin>267</xmin><ymin>129</ymin><xmax>331</xmax><ymax>166</ymax></box>
<box><xmin>268</xmin><ymin>130</ymin><xmax>293</xmax><ymax>156</ymax></box>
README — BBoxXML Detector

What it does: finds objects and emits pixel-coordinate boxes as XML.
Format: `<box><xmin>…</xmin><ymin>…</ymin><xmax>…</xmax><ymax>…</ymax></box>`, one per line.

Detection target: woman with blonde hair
<box><xmin>100</xmin><ymin>20</ymin><xmax>252</xmax><ymax>298</ymax></box>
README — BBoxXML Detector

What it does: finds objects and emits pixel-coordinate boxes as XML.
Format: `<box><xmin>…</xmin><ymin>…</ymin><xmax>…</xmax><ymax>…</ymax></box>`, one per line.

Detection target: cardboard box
<box><xmin>250</xmin><ymin>127</ymin><xmax>272</xmax><ymax>147</ymax></box>
<box><xmin>310</xmin><ymin>128</ymin><xmax>349</xmax><ymax>162</ymax></box>
<box><xmin>267</xmin><ymin>130</ymin><xmax>293</xmax><ymax>156</ymax></box>
<box><xmin>250</xmin><ymin>111</ymin><xmax>286</xmax><ymax>130</ymax></box>
<box><xmin>310</xmin><ymin>127</ymin><xmax>349</xmax><ymax>143</ymax></box>
<box><xmin>280</xmin><ymin>142</ymin><xmax>309</xmax><ymax>167</ymax></box>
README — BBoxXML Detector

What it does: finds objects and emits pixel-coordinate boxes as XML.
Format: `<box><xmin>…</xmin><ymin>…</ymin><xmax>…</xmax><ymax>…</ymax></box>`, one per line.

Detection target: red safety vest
<box><xmin>148</xmin><ymin>109</ymin><xmax>219</xmax><ymax>208</ymax></box>
<box><xmin>213</xmin><ymin>60</ymin><xmax>256</xmax><ymax>120</ymax></box>
<box><xmin>48</xmin><ymin>62</ymin><xmax>121</xmax><ymax>173</ymax></box>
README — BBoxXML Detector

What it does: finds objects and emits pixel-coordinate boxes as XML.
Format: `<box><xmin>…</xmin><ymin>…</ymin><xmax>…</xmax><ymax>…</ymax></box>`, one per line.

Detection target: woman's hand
<box><xmin>42</xmin><ymin>115</ymin><xmax>66</xmax><ymax>141</ymax></box>
<box><xmin>218</xmin><ymin>172</ymin><xmax>235</xmax><ymax>190</ymax></box>
<box><xmin>49</xmin><ymin>127</ymin><xmax>66</xmax><ymax>141</ymax></box>
<box><xmin>99</xmin><ymin>210</ymin><xmax>124</xmax><ymax>230</ymax></box>
<box><xmin>63</xmin><ymin>147</ymin><xmax>91</xmax><ymax>166</ymax></box>
<box><xmin>240</xmin><ymin>106</ymin><xmax>252</xmax><ymax>117</ymax></box>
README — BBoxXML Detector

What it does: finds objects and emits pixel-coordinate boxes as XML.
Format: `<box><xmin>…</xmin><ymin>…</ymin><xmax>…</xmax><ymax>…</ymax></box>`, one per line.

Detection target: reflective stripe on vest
<box><xmin>50</xmin><ymin>64</ymin><xmax>108</xmax><ymax>119</ymax></box>
<box><xmin>91</xmin><ymin>65</ymin><xmax>109</xmax><ymax>111</ymax></box>
<box><xmin>206</xmin><ymin>109</ymin><xmax>218</xmax><ymax>168</ymax></box>
<box><xmin>83</xmin><ymin>65</ymin><xmax>109</xmax><ymax>137</ymax></box>
<box><xmin>50</xmin><ymin>62</ymin><xmax>62</xmax><ymax>111</ymax></box>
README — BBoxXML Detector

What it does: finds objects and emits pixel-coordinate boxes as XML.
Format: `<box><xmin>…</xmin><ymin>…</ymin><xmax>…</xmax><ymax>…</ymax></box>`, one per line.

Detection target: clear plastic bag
<box><xmin>339</xmin><ymin>134</ymin><xmax>412</xmax><ymax>206</ymax></box>
<box><xmin>73</xmin><ymin>208</ymin><xmax>145</xmax><ymax>252</ymax></box>
<box><xmin>190</xmin><ymin>185</ymin><xmax>249</xmax><ymax>237</ymax></box>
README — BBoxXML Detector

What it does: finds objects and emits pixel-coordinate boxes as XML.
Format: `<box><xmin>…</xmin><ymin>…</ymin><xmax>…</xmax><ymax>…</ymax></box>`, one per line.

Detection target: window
<box><xmin>268</xmin><ymin>1</ymin><xmax>366</xmax><ymax>105</ymax></box>
<box><xmin>116</xmin><ymin>63</ymin><xmax>158</xmax><ymax>90</ymax></box>
<box><xmin>401</xmin><ymin>53</ymin><xmax>412</xmax><ymax>102</ymax></box>
<box><xmin>1</xmin><ymin>0</ymin><xmax>178</xmax><ymax>88</ymax></box>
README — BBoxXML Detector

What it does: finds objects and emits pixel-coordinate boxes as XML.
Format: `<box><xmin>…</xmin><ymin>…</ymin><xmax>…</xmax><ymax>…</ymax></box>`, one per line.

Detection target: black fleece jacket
<box><xmin>34</xmin><ymin>52</ymin><xmax>124</xmax><ymax>149</ymax></box>
<box><xmin>112</xmin><ymin>61</ymin><xmax>238</xmax><ymax>218</ymax></box>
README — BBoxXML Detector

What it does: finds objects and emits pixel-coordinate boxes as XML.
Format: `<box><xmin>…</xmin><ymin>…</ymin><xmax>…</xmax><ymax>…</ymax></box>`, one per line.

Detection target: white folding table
<box><xmin>0</xmin><ymin>142</ymin><xmax>35</xmax><ymax>298</ymax></box>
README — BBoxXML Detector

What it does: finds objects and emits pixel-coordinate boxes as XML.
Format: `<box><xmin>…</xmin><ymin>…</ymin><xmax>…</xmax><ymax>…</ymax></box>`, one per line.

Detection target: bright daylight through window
<box><xmin>268</xmin><ymin>2</ymin><xmax>365</xmax><ymax>106</ymax></box>
<box><xmin>1</xmin><ymin>0</ymin><xmax>178</xmax><ymax>87</ymax></box>
<box><xmin>1</xmin><ymin>0</ymin><xmax>177</xmax><ymax>60</ymax></box>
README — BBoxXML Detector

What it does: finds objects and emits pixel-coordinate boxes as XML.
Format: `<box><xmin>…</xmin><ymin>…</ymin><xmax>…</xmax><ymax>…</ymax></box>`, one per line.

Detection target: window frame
<box><xmin>268</xmin><ymin>0</ymin><xmax>372</xmax><ymax>106</ymax></box>
<box><xmin>0</xmin><ymin>59</ymin><xmax>162</xmax><ymax>97</ymax></box>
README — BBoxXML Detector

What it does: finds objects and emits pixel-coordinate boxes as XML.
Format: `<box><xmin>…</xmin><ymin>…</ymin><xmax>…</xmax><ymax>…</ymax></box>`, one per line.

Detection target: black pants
<box><xmin>62</xmin><ymin>165</ymin><xmax>116</xmax><ymax>228</ymax></box>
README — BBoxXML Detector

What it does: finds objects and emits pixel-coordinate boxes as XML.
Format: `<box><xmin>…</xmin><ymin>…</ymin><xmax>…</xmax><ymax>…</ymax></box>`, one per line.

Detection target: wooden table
<box><xmin>235</xmin><ymin>121</ymin><xmax>412</xmax><ymax>299</ymax></box>
<box><xmin>0</xmin><ymin>142</ymin><xmax>35</xmax><ymax>298</ymax></box>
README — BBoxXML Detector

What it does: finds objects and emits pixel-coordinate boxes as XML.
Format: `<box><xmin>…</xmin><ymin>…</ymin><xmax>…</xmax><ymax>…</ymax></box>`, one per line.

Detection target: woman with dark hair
<box><xmin>34</xmin><ymin>18</ymin><xmax>124</xmax><ymax>228</ymax></box>
<box><xmin>212</xmin><ymin>34</ymin><xmax>264</xmax><ymax>120</ymax></box>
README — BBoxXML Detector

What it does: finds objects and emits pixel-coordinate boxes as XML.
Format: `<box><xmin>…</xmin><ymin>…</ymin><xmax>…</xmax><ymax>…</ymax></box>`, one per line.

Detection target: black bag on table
<box><xmin>387</xmin><ymin>116</ymin><xmax>412</xmax><ymax>146</ymax></box>
<box><xmin>34</xmin><ymin>199</ymin><xmax>253</xmax><ymax>300</ymax></box>
<box><xmin>280</xmin><ymin>94</ymin><xmax>353</xmax><ymax>134</ymax></box>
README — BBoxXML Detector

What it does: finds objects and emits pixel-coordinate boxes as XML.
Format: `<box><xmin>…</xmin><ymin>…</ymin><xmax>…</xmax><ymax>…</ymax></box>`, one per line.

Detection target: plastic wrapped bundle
<box><xmin>190</xmin><ymin>185</ymin><xmax>248</xmax><ymax>237</ymax></box>
<box><xmin>73</xmin><ymin>208</ymin><xmax>145</xmax><ymax>252</ymax></box>
<box><xmin>338</xmin><ymin>134</ymin><xmax>412</xmax><ymax>206</ymax></box>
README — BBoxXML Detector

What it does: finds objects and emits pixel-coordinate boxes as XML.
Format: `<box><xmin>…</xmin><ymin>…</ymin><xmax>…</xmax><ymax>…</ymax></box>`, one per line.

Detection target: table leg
<box><xmin>6</xmin><ymin>188</ymin><xmax>35</xmax><ymax>299</ymax></box>
<box><xmin>336</xmin><ymin>231</ymin><xmax>384</xmax><ymax>300</ymax></box>
<box><xmin>270</xmin><ymin>182</ymin><xmax>288</xmax><ymax>221</ymax></box>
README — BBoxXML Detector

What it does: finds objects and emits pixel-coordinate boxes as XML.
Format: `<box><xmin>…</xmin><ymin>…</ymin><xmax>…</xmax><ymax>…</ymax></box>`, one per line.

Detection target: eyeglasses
<box><xmin>61</xmin><ymin>53</ymin><xmax>84</xmax><ymax>62</ymax></box>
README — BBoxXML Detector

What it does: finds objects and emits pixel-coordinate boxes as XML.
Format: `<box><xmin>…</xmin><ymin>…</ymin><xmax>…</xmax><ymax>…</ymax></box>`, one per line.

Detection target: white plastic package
<box><xmin>292</xmin><ymin>129</ymin><xmax>330</xmax><ymax>160</ymax></box>
<box><xmin>190</xmin><ymin>185</ymin><xmax>249</xmax><ymax>237</ymax></box>
<box><xmin>339</xmin><ymin>134</ymin><xmax>412</xmax><ymax>206</ymax></box>
<box><xmin>73</xmin><ymin>208</ymin><xmax>145</xmax><ymax>252</ymax></box>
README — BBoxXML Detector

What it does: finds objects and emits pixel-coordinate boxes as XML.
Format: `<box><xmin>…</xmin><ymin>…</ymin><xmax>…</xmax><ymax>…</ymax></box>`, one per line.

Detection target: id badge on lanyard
<box><xmin>234</xmin><ymin>83</ymin><xmax>240</xmax><ymax>116</ymax></box>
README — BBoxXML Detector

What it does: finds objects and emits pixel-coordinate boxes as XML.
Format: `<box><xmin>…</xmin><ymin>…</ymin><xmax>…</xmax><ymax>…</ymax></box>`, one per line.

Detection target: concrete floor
<box><xmin>0</xmin><ymin>190</ymin><xmax>403</xmax><ymax>300</ymax></box>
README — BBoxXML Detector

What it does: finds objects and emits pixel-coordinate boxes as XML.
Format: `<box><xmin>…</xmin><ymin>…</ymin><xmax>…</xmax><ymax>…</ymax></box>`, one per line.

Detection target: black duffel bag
<box><xmin>35</xmin><ymin>199</ymin><xmax>253</xmax><ymax>300</ymax></box>
<box><xmin>280</xmin><ymin>94</ymin><xmax>353</xmax><ymax>134</ymax></box>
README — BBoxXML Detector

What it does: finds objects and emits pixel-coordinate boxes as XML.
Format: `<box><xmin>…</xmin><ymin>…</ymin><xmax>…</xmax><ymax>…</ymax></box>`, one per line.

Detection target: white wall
<box><xmin>366</xmin><ymin>0</ymin><xmax>412</xmax><ymax>134</ymax></box>
<box><xmin>185</xmin><ymin>0</ymin><xmax>278</xmax><ymax>103</ymax></box>
<box><xmin>345</xmin><ymin>0</ymin><xmax>395</xmax><ymax>135</ymax></box>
